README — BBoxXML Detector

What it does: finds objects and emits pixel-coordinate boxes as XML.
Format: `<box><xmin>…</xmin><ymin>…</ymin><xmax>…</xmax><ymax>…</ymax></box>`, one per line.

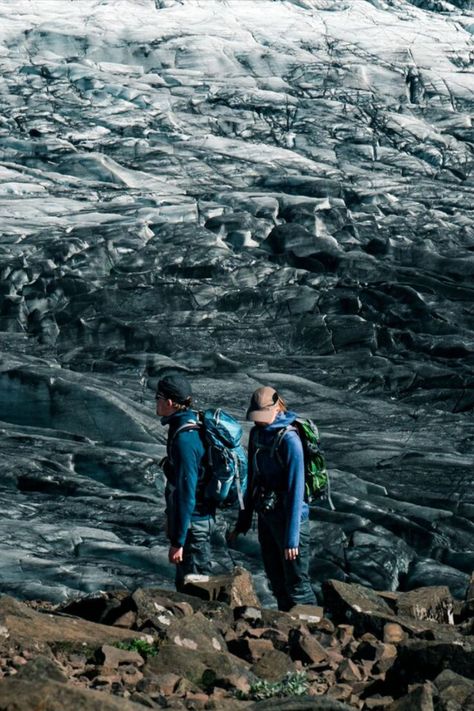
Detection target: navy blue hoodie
<box><xmin>162</xmin><ymin>410</ymin><xmax>215</xmax><ymax>548</ymax></box>
<box><xmin>237</xmin><ymin>411</ymin><xmax>308</xmax><ymax>549</ymax></box>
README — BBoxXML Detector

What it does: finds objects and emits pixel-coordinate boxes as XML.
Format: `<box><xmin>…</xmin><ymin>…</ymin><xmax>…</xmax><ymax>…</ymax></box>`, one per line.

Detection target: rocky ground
<box><xmin>0</xmin><ymin>0</ymin><xmax>473</xmax><ymax>603</ymax></box>
<box><xmin>0</xmin><ymin>569</ymin><xmax>473</xmax><ymax>710</ymax></box>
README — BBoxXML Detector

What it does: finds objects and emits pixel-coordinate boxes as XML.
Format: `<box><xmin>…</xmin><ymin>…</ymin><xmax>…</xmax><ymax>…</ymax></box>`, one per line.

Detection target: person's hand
<box><xmin>284</xmin><ymin>548</ymin><xmax>299</xmax><ymax>561</ymax></box>
<box><xmin>226</xmin><ymin>528</ymin><xmax>240</xmax><ymax>546</ymax></box>
<box><xmin>168</xmin><ymin>545</ymin><xmax>183</xmax><ymax>564</ymax></box>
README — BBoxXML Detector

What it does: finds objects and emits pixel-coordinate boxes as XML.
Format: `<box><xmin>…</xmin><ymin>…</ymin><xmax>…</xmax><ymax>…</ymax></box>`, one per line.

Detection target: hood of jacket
<box><xmin>261</xmin><ymin>410</ymin><xmax>297</xmax><ymax>431</ymax></box>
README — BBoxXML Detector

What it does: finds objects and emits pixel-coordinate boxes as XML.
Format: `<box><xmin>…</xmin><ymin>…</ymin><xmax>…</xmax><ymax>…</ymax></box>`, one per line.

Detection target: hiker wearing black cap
<box><xmin>229</xmin><ymin>386</ymin><xmax>316</xmax><ymax>611</ymax></box>
<box><xmin>156</xmin><ymin>373</ymin><xmax>216</xmax><ymax>591</ymax></box>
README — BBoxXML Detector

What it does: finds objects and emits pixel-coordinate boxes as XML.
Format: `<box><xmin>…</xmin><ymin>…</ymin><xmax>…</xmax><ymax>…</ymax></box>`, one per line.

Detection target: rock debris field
<box><xmin>0</xmin><ymin>0</ymin><xmax>473</xmax><ymax>608</ymax></box>
<box><xmin>0</xmin><ymin>570</ymin><xmax>473</xmax><ymax>709</ymax></box>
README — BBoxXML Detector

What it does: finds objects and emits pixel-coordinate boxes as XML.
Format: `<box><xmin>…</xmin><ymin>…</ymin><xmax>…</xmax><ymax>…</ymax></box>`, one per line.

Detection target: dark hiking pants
<box><xmin>175</xmin><ymin>517</ymin><xmax>215</xmax><ymax>592</ymax></box>
<box><xmin>258</xmin><ymin>509</ymin><xmax>316</xmax><ymax>611</ymax></box>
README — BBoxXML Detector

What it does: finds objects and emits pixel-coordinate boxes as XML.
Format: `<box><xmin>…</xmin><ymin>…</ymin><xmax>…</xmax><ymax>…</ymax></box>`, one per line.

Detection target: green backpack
<box><xmin>274</xmin><ymin>418</ymin><xmax>333</xmax><ymax>508</ymax></box>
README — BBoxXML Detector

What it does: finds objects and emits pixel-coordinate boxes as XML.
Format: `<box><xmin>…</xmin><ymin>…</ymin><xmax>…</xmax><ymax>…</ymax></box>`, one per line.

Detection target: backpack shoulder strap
<box><xmin>167</xmin><ymin>420</ymin><xmax>202</xmax><ymax>464</ymax></box>
<box><xmin>272</xmin><ymin>424</ymin><xmax>299</xmax><ymax>466</ymax></box>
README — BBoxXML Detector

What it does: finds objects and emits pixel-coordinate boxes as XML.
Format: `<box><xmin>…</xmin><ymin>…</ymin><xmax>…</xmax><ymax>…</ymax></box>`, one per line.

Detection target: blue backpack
<box><xmin>170</xmin><ymin>409</ymin><xmax>248</xmax><ymax>509</ymax></box>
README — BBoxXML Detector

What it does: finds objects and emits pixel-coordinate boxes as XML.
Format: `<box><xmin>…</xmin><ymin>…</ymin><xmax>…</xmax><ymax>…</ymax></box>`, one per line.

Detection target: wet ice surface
<box><xmin>0</xmin><ymin>0</ymin><xmax>473</xmax><ymax>604</ymax></box>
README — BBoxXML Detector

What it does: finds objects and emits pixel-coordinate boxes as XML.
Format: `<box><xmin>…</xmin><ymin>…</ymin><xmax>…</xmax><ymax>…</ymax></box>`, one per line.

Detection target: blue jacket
<box><xmin>162</xmin><ymin>410</ymin><xmax>215</xmax><ymax>548</ymax></box>
<box><xmin>237</xmin><ymin>411</ymin><xmax>308</xmax><ymax>549</ymax></box>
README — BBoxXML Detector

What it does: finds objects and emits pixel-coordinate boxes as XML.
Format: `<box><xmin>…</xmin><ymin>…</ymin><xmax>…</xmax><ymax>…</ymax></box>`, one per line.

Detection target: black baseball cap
<box><xmin>156</xmin><ymin>373</ymin><xmax>192</xmax><ymax>404</ymax></box>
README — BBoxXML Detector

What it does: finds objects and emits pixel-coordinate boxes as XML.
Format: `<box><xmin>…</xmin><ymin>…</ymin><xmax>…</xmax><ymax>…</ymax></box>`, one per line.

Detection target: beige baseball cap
<box><xmin>246</xmin><ymin>386</ymin><xmax>280</xmax><ymax>423</ymax></box>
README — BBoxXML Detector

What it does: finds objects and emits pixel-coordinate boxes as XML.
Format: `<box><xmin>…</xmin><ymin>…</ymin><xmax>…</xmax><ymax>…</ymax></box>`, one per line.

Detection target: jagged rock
<box><xmin>385</xmin><ymin>683</ymin><xmax>434</xmax><ymax>711</ymax></box>
<box><xmin>244</xmin><ymin>625</ymin><xmax>289</xmax><ymax>653</ymax></box>
<box><xmin>337</xmin><ymin>658</ymin><xmax>363</xmax><ymax>683</ymax></box>
<box><xmin>289</xmin><ymin>628</ymin><xmax>331</xmax><ymax>665</ymax></box>
<box><xmin>322</xmin><ymin>581</ymin><xmax>434</xmax><ymax>638</ymax></box>
<box><xmin>97</xmin><ymin>644</ymin><xmax>144</xmax><ymax>671</ymax></box>
<box><xmin>59</xmin><ymin>591</ymin><xmax>133</xmax><ymax>626</ymax></box>
<box><xmin>234</xmin><ymin>606</ymin><xmax>263</xmax><ymax>625</ymax></box>
<box><xmin>395</xmin><ymin>587</ymin><xmax>454</xmax><ymax>624</ymax></box>
<box><xmin>383</xmin><ymin>624</ymin><xmax>405</xmax><ymax>644</ymax></box>
<box><xmin>336</xmin><ymin>625</ymin><xmax>355</xmax><ymax>650</ymax></box>
<box><xmin>182</xmin><ymin>568</ymin><xmax>260</xmax><ymax>609</ymax></box>
<box><xmin>433</xmin><ymin>669</ymin><xmax>474</xmax><ymax>709</ymax></box>
<box><xmin>404</xmin><ymin>561</ymin><xmax>470</xmax><ymax>601</ymax></box>
<box><xmin>387</xmin><ymin>638</ymin><xmax>474</xmax><ymax>685</ymax></box>
<box><xmin>136</xmin><ymin>671</ymin><xmax>198</xmax><ymax>697</ymax></box>
<box><xmin>353</xmin><ymin>637</ymin><xmax>397</xmax><ymax>675</ymax></box>
<box><xmin>0</xmin><ymin>595</ymin><xmax>142</xmax><ymax>647</ymax></box>
<box><xmin>372</xmin><ymin>646</ymin><xmax>398</xmax><ymax>676</ymax></box>
<box><xmin>326</xmin><ymin>684</ymin><xmax>354</xmax><ymax>703</ymax></box>
<box><xmin>250</xmin><ymin>648</ymin><xmax>295</xmax><ymax>682</ymax></box>
<box><xmin>117</xmin><ymin>664</ymin><xmax>144</xmax><ymax>687</ymax></box>
<box><xmin>316</xmin><ymin>618</ymin><xmax>336</xmax><ymax>635</ymax></box>
<box><xmin>144</xmin><ymin>640</ymin><xmax>252</xmax><ymax>691</ymax></box>
<box><xmin>131</xmin><ymin>588</ymin><xmax>192</xmax><ymax>632</ymax></box>
<box><xmin>163</xmin><ymin>611</ymin><xmax>226</xmax><ymax>654</ymax></box>
<box><xmin>113</xmin><ymin>611</ymin><xmax>138</xmax><ymax>629</ymax></box>
<box><xmin>227</xmin><ymin>637</ymin><xmax>274</xmax><ymax>663</ymax></box>
<box><xmin>289</xmin><ymin>605</ymin><xmax>325</xmax><ymax>624</ymax></box>
<box><xmin>0</xmin><ymin>677</ymin><xmax>145</xmax><ymax>710</ymax></box>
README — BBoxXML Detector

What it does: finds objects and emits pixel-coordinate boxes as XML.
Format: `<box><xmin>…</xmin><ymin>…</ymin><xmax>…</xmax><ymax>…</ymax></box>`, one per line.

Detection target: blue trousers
<box><xmin>175</xmin><ymin>517</ymin><xmax>215</xmax><ymax>592</ymax></box>
<box><xmin>258</xmin><ymin>510</ymin><xmax>316</xmax><ymax>611</ymax></box>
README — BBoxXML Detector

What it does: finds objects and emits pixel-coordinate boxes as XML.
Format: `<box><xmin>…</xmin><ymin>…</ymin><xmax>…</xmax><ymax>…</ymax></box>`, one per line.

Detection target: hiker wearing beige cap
<box><xmin>230</xmin><ymin>386</ymin><xmax>316</xmax><ymax>611</ymax></box>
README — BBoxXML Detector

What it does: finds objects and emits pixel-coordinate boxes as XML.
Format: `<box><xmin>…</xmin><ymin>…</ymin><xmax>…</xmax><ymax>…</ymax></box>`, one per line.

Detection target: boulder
<box><xmin>353</xmin><ymin>637</ymin><xmax>398</xmax><ymax>674</ymax></box>
<box><xmin>289</xmin><ymin>628</ymin><xmax>331</xmax><ymax>665</ymax></box>
<box><xmin>163</xmin><ymin>611</ymin><xmax>226</xmax><ymax>654</ymax></box>
<box><xmin>383</xmin><ymin>623</ymin><xmax>405</xmax><ymax>644</ymax></box>
<box><xmin>395</xmin><ymin>586</ymin><xmax>454</xmax><ymax>624</ymax></box>
<box><xmin>250</xmin><ymin>648</ymin><xmax>295</xmax><ymax>682</ymax></box>
<box><xmin>387</xmin><ymin>638</ymin><xmax>474</xmax><ymax>685</ymax></box>
<box><xmin>337</xmin><ymin>658</ymin><xmax>363</xmax><ymax>683</ymax></box>
<box><xmin>0</xmin><ymin>677</ymin><xmax>145</xmax><ymax>710</ymax></box>
<box><xmin>433</xmin><ymin>668</ymin><xmax>474</xmax><ymax>709</ymax></box>
<box><xmin>227</xmin><ymin>637</ymin><xmax>275</xmax><ymax>663</ymax></box>
<box><xmin>244</xmin><ymin>625</ymin><xmax>289</xmax><ymax>652</ymax></box>
<box><xmin>322</xmin><ymin>580</ymin><xmax>433</xmax><ymax>638</ymax></box>
<box><xmin>136</xmin><ymin>671</ymin><xmax>197</xmax><ymax>696</ymax></box>
<box><xmin>0</xmin><ymin>595</ymin><xmax>142</xmax><ymax>648</ymax></box>
<box><xmin>131</xmin><ymin>588</ymin><xmax>193</xmax><ymax>632</ymax></box>
<box><xmin>144</xmin><ymin>640</ymin><xmax>252</xmax><ymax>691</ymax></box>
<box><xmin>385</xmin><ymin>683</ymin><xmax>434</xmax><ymax>711</ymax></box>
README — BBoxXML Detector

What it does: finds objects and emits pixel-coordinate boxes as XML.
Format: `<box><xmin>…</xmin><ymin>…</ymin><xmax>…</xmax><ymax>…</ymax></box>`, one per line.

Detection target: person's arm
<box><xmin>281</xmin><ymin>430</ymin><xmax>305</xmax><ymax>556</ymax></box>
<box><xmin>169</xmin><ymin>430</ymin><xmax>201</xmax><ymax>551</ymax></box>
